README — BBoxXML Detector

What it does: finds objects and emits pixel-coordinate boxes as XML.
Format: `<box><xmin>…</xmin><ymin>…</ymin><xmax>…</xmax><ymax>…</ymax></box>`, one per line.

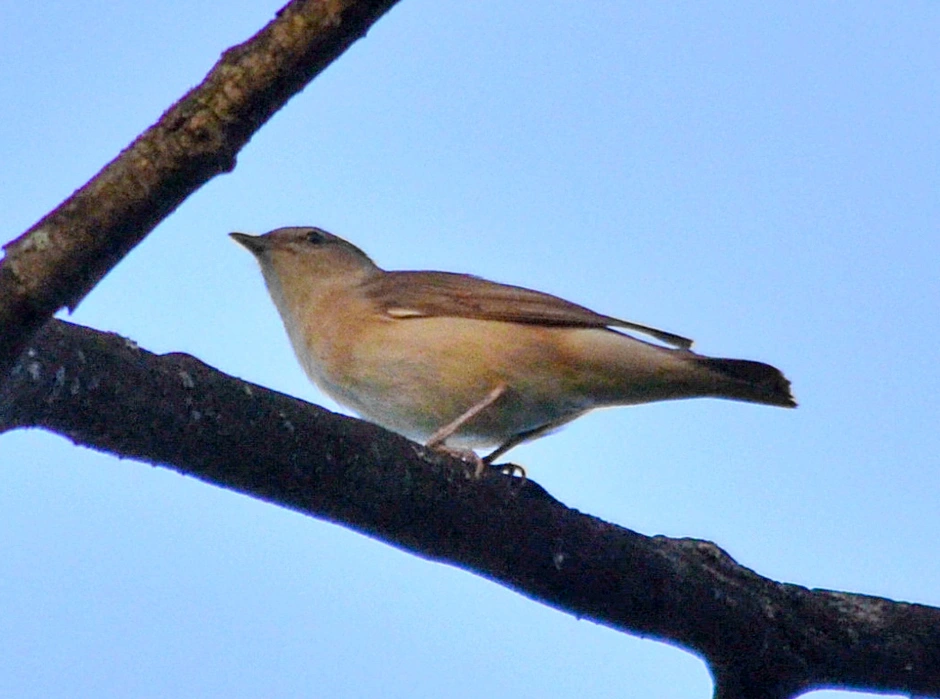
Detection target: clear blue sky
<box><xmin>2</xmin><ymin>3</ymin><xmax>938</xmax><ymax>697</ymax></box>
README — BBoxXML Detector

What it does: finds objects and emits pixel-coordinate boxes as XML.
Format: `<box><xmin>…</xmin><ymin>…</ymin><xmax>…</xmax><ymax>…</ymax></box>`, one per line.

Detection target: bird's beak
<box><xmin>229</xmin><ymin>232</ymin><xmax>267</xmax><ymax>256</ymax></box>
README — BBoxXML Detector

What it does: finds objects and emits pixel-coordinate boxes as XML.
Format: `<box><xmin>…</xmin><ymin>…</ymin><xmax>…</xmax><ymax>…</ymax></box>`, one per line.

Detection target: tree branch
<box><xmin>3</xmin><ymin>319</ymin><xmax>938</xmax><ymax>699</ymax></box>
<box><xmin>0</xmin><ymin>0</ymin><xmax>401</xmax><ymax>383</ymax></box>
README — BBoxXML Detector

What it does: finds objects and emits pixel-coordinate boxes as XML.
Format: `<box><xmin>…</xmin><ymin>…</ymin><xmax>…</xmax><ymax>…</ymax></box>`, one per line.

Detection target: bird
<box><xmin>231</xmin><ymin>226</ymin><xmax>795</xmax><ymax>472</ymax></box>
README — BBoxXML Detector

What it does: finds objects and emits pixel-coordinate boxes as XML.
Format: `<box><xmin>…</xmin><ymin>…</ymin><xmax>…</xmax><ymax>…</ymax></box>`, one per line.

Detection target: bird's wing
<box><xmin>361</xmin><ymin>271</ymin><xmax>693</xmax><ymax>349</ymax></box>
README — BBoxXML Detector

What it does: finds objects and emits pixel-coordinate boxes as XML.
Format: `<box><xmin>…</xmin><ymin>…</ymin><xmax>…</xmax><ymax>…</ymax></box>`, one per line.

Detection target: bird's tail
<box><xmin>696</xmin><ymin>357</ymin><xmax>797</xmax><ymax>408</ymax></box>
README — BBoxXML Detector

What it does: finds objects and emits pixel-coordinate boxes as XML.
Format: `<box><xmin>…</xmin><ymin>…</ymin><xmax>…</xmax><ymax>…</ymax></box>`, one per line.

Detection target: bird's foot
<box><xmin>425</xmin><ymin>444</ymin><xmax>525</xmax><ymax>480</ymax></box>
<box><xmin>492</xmin><ymin>462</ymin><xmax>527</xmax><ymax>480</ymax></box>
<box><xmin>426</xmin><ymin>443</ymin><xmax>488</xmax><ymax>479</ymax></box>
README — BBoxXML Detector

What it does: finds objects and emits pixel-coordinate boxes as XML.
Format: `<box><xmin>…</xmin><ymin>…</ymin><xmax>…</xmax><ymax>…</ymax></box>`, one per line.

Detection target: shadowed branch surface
<box><xmin>0</xmin><ymin>0</ymin><xmax>401</xmax><ymax>382</ymax></box>
<box><xmin>2</xmin><ymin>319</ymin><xmax>938</xmax><ymax>699</ymax></box>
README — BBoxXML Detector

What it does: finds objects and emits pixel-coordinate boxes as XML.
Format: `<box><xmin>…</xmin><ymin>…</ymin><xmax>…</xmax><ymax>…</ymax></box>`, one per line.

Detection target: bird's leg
<box><xmin>426</xmin><ymin>383</ymin><xmax>507</xmax><ymax>449</ymax></box>
<box><xmin>426</xmin><ymin>384</ymin><xmax>507</xmax><ymax>478</ymax></box>
<box><xmin>484</xmin><ymin>425</ymin><xmax>548</xmax><ymax>464</ymax></box>
<box><xmin>482</xmin><ymin>417</ymin><xmax>577</xmax><ymax>477</ymax></box>
<box><xmin>481</xmin><ymin>433</ymin><xmax>536</xmax><ymax>479</ymax></box>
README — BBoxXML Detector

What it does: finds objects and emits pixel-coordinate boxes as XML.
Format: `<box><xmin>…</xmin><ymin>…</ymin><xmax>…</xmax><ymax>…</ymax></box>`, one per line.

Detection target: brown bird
<box><xmin>231</xmin><ymin>227</ymin><xmax>795</xmax><ymax>471</ymax></box>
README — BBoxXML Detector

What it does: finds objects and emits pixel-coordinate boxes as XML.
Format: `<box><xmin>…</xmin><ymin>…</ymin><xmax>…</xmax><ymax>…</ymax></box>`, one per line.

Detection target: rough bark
<box><xmin>3</xmin><ymin>319</ymin><xmax>938</xmax><ymax>699</ymax></box>
<box><xmin>0</xmin><ymin>0</ymin><xmax>401</xmax><ymax>382</ymax></box>
<box><xmin>2</xmin><ymin>3</ymin><xmax>937</xmax><ymax>696</ymax></box>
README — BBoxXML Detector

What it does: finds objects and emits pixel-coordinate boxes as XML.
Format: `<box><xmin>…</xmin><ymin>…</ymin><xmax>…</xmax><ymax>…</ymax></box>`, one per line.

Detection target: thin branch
<box><xmin>0</xmin><ymin>0</ymin><xmax>401</xmax><ymax>383</ymax></box>
<box><xmin>3</xmin><ymin>319</ymin><xmax>938</xmax><ymax>699</ymax></box>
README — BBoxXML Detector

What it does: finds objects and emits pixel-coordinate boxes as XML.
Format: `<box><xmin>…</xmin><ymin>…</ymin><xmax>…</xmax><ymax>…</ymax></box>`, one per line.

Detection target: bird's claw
<box><xmin>426</xmin><ymin>444</ymin><xmax>526</xmax><ymax>481</ymax></box>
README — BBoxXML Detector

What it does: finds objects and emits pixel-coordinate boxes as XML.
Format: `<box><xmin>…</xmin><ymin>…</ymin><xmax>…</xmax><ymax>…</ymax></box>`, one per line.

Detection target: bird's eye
<box><xmin>304</xmin><ymin>228</ymin><xmax>329</xmax><ymax>245</ymax></box>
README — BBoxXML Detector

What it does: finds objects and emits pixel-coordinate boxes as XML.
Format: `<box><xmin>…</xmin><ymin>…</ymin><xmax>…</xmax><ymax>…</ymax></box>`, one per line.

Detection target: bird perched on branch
<box><xmin>231</xmin><ymin>227</ymin><xmax>795</xmax><ymax>473</ymax></box>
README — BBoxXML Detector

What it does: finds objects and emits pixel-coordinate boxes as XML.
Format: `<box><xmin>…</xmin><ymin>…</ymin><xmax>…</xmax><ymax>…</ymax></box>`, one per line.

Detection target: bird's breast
<box><xmin>293</xmin><ymin>313</ymin><xmax>594</xmax><ymax>447</ymax></box>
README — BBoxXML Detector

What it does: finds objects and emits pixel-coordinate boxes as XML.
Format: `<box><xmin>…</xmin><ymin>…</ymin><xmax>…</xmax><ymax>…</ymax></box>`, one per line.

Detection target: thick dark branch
<box><xmin>2</xmin><ymin>319</ymin><xmax>938</xmax><ymax>699</ymax></box>
<box><xmin>0</xmin><ymin>0</ymin><xmax>400</xmax><ymax>382</ymax></box>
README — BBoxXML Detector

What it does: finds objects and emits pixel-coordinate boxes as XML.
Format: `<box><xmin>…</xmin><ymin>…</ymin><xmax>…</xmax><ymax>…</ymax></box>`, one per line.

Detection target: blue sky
<box><xmin>2</xmin><ymin>3</ymin><xmax>938</xmax><ymax>697</ymax></box>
